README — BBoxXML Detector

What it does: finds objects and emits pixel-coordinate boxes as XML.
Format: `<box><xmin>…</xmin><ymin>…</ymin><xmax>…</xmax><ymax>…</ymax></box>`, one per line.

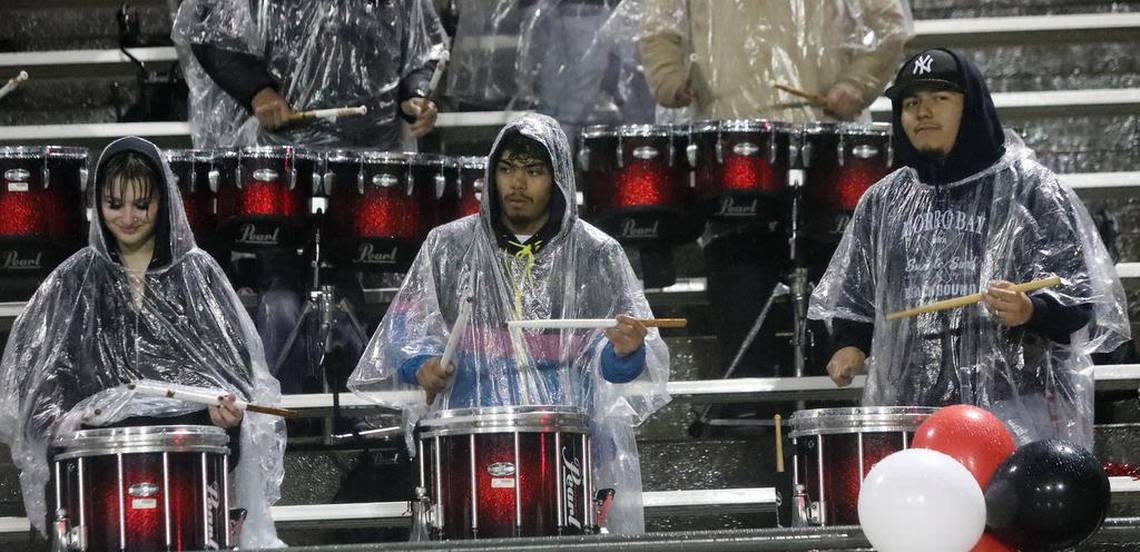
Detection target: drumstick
<box><xmin>127</xmin><ymin>381</ymin><xmax>298</xmax><ymax>418</ymax></box>
<box><xmin>287</xmin><ymin>105</ymin><xmax>368</xmax><ymax>123</ymax></box>
<box><xmin>440</xmin><ymin>296</ymin><xmax>473</xmax><ymax>371</ymax></box>
<box><xmin>884</xmin><ymin>276</ymin><xmax>1062</xmax><ymax>321</ymax></box>
<box><xmin>774</xmin><ymin>414</ymin><xmax>785</xmax><ymax>473</ymax></box>
<box><xmin>0</xmin><ymin>70</ymin><xmax>29</xmax><ymax>102</ymax></box>
<box><xmin>424</xmin><ymin>47</ymin><xmax>451</xmax><ymax>102</ymax></box>
<box><xmin>506</xmin><ymin>318</ymin><xmax>689</xmax><ymax>330</ymax></box>
<box><xmin>774</xmin><ymin>83</ymin><xmax>827</xmax><ymax>107</ymax></box>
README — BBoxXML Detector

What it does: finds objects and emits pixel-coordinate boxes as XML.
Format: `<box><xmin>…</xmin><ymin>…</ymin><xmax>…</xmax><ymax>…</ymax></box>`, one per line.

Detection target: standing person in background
<box><xmin>632</xmin><ymin>0</ymin><xmax>912</xmax><ymax>391</ymax></box>
<box><xmin>171</xmin><ymin>0</ymin><xmax>450</xmax><ymax>397</ymax></box>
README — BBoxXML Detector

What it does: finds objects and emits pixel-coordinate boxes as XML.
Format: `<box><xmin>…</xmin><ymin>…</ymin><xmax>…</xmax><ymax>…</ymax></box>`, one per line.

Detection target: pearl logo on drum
<box><xmin>1</xmin><ymin>250</ymin><xmax>42</xmax><ymax>270</ymax></box>
<box><xmin>620</xmin><ymin>219</ymin><xmax>659</xmax><ymax>239</ymax></box>
<box><xmin>716</xmin><ymin>196</ymin><xmax>759</xmax><ymax>217</ymax></box>
<box><xmin>127</xmin><ymin>482</ymin><xmax>159</xmax><ymax>498</ymax></box>
<box><xmin>487</xmin><ymin>462</ymin><xmax>515</xmax><ymax>477</ymax></box>
<box><xmin>237</xmin><ymin>224</ymin><xmax>281</xmax><ymax>245</ymax></box>
<box><xmin>355</xmin><ymin>243</ymin><xmax>400</xmax><ymax>265</ymax></box>
<box><xmin>562</xmin><ymin>447</ymin><xmax>583</xmax><ymax>529</ymax></box>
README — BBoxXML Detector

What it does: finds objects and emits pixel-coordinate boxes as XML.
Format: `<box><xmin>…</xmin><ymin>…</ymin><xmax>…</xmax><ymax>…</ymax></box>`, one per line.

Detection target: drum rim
<box><xmin>802</xmin><ymin>121</ymin><xmax>893</xmax><ymax>136</ymax></box>
<box><xmin>52</xmin><ymin>424</ymin><xmax>230</xmax><ymax>459</ymax></box>
<box><xmin>417</xmin><ymin>405</ymin><xmax>590</xmax><ymax>437</ymax></box>
<box><xmin>581</xmin><ymin>124</ymin><xmax>617</xmax><ymax>138</ymax></box>
<box><xmin>408</xmin><ymin>152</ymin><xmax>448</xmax><ymax>166</ymax></box>
<box><xmin>787</xmin><ymin>406</ymin><xmax>936</xmax><ymax>438</ymax></box>
<box><xmin>239</xmin><ymin>145</ymin><xmax>320</xmax><ymax>161</ymax></box>
<box><xmin>0</xmin><ymin>145</ymin><xmax>89</xmax><ymax>159</ymax></box>
<box><xmin>455</xmin><ymin>155</ymin><xmax>487</xmax><ymax>169</ymax></box>
<box><xmin>718</xmin><ymin>119</ymin><xmax>795</xmax><ymax>133</ymax></box>
<box><xmin>325</xmin><ymin>149</ymin><xmax>410</xmax><ymax>164</ymax></box>
<box><xmin>165</xmin><ymin>148</ymin><xmax>237</xmax><ymax>162</ymax></box>
<box><xmin>618</xmin><ymin>124</ymin><xmax>673</xmax><ymax>137</ymax></box>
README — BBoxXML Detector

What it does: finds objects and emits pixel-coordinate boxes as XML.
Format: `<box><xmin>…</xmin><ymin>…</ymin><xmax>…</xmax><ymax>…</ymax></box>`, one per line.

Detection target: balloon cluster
<box><xmin>858</xmin><ymin>405</ymin><xmax>1111</xmax><ymax>552</ymax></box>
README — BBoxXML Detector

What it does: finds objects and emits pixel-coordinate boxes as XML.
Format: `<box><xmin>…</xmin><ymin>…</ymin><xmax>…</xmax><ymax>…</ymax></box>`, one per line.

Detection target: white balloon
<box><xmin>858</xmin><ymin>448</ymin><xmax>986</xmax><ymax>552</ymax></box>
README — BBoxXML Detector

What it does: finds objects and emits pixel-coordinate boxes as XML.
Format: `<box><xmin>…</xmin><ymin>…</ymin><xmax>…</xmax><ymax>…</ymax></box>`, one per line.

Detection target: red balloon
<box><xmin>912</xmin><ymin>404</ymin><xmax>1017</xmax><ymax>488</ymax></box>
<box><xmin>972</xmin><ymin>531</ymin><xmax>1016</xmax><ymax>552</ymax></box>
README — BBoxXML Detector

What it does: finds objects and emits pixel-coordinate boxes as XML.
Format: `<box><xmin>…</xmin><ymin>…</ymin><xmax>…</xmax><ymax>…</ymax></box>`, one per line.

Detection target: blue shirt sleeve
<box><xmin>398</xmin><ymin>354</ymin><xmax>436</xmax><ymax>386</ymax></box>
<box><xmin>600</xmin><ymin>342</ymin><xmax>646</xmax><ymax>384</ymax></box>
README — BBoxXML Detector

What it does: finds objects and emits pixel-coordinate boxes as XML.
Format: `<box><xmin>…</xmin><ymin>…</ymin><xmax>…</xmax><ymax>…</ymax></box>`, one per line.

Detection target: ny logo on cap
<box><xmin>913</xmin><ymin>54</ymin><xmax>935</xmax><ymax>75</ymax></box>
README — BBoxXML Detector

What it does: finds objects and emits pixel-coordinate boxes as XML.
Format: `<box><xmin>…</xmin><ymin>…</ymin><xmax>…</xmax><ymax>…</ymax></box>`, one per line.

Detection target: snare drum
<box><xmin>689</xmin><ymin>119</ymin><xmax>794</xmax><ymax>221</ymax></box>
<box><xmin>323</xmin><ymin>150</ymin><xmax>427</xmax><ymax>271</ymax></box>
<box><xmin>416</xmin><ymin>406</ymin><xmax>594</xmax><ymax>539</ymax></box>
<box><xmin>164</xmin><ymin>149</ymin><xmax>236</xmax><ymax>244</ymax></box>
<box><xmin>51</xmin><ymin>425</ymin><xmax>231</xmax><ymax>551</ymax></box>
<box><xmin>789</xmin><ymin>406</ymin><xmax>935</xmax><ymax>526</ymax></box>
<box><xmin>0</xmin><ymin>146</ymin><xmax>88</xmax><ymax>300</ymax></box>
<box><xmin>800</xmin><ymin>123</ymin><xmax>893</xmax><ymax>239</ymax></box>
<box><xmin>578</xmin><ymin>124</ymin><xmax>699</xmax><ymax>244</ymax></box>
<box><xmin>217</xmin><ymin>146</ymin><xmax>319</xmax><ymax>250</ymax></box>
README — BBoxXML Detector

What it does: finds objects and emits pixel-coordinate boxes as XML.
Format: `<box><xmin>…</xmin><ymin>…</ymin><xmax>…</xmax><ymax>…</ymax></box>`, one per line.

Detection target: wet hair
<box><xmin>100</xmin><ymin>152</ymin><xmax>157</xmax><ymax>206</ymax></box>
<box><xmin>493</xmin><ymin>130</ymin><xmax>552</xmax><ymax>172</ymax></box>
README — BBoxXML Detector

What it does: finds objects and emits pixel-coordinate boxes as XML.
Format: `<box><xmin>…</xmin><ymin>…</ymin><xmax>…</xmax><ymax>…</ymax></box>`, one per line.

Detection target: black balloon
<box><xmin>984</xmin><ymin>439</ymin><xmax>1111</xmax><ymax>551</ymax></box>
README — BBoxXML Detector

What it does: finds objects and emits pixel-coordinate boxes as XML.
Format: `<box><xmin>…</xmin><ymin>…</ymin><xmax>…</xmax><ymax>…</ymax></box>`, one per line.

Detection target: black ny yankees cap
<box><xmin>884</xmin><ymin>48</ymin><xmax>967</xmax><ymax>101</ymax></box>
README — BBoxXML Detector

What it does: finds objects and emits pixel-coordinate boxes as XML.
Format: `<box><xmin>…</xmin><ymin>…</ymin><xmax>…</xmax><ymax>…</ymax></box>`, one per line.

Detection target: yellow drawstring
<box><xmin>505</xmin><ymin>240</ymin><xmax>542</xmax><ymax>319</ymax></box>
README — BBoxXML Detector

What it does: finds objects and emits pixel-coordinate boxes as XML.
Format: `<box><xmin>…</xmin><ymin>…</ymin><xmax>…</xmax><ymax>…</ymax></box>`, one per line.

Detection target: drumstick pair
<box><xmin>127</xmin><ymin>381</ymin><xmax>298</xmax><ymax>418</ymax></box>
<box><xmin>885</xmin><ymin>276</ymin><xmax>1062</xmax><ymax>321</ymax></box>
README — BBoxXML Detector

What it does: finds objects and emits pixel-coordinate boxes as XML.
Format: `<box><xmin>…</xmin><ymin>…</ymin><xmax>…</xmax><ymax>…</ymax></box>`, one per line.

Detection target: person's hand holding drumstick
<box><xmin>982</xmin><ymin>280</ymin><xmax>1034</xmax><ymax>326</ymax></box>
<box><xmin>208</xmin><ymin>394</ymin><xmax>244</xmax><ymax>428</ymax></box>
<box><xmin>251</xmin><ymin>87</ymin><xmax>296</xmax><ymax>130</ymax></box>
<box><xmin>827</xmin><ymin>346</ymin><xmax>867</xmax><ymax>387</ymax></box>
<box><xmin>603</xmin><ymin>314</ymin><xmax>649</xmax><ymax>356</ymax></box>
<box><xmin>416</xmin><ymin>358</ymin><xmax>454</xmax><ymax>405</ymax></box>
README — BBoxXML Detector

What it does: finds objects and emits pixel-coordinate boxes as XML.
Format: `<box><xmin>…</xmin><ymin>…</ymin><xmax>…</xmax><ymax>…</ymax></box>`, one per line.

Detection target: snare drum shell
<box><xmin>217</xmin><ymin>146</ymin><xmax>317</xmax><ymax>251</ymax></box>
<box><xmin>0</xmin><ymin>146</ymin><xmax>89</xmax><ymax>300</ymax></box>
<box><xmin>417</xmin><ymin>406</ymin><xmax>594</xmax><ymax>539</ymax></box>
<box><xmin>790</xmin><ymin>407</ymin><xmax>934</xmax><ymax>526</ymax></box>
<box><xmin>690</xmin><ymin>120</ymin><xmax>793</xmax><ymax>221</ymax></box>
<box><xmin>51</xmin><ymin>425</ymin><xmax>231</xmax><ymax>552</ymax></box>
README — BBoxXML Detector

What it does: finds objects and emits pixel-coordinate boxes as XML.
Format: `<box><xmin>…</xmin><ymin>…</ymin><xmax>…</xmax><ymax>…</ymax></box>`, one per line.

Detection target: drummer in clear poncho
<box><xmin>809</xmin><ymin>49</ymin><xmax>1129</xmax><ymax>448</ymax></box>
<box><xmin>348</xmin><ymin>114</ymin><xmax>671</xmax><ymax>535</ymax></box>
<box><xmin>0</xmin><ymin>137</ymin><xmax>286</xmax><ymax>548</ymax></box>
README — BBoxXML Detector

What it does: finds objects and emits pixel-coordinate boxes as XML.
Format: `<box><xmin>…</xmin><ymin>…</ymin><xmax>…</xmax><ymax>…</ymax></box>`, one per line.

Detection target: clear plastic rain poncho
<box><xmin>348</xmin><ymin>114</ymin><xmax>670</xmax><ymax>535</ymax></box>
<box><xmin>172</xmin><ymin>0</ymin><xmax>445</xmax><ymax>148</ymax></box>
<box><xmin>0</xmin><ymin>137</ymin><xmax>286</xmax><ymax>548</ymax></box>
<box><xmin>445</xmin><ymin>0</ymin><xmax>655</xmax><ymax>130</ymax></box>
<box><xmin>809</xmin><ymin>131</ymin><xmax>1130</xmax><ymax>448</ymax></box>
<box><xmin>622</xmin><ymin>0</ymin><xmax>913</xmax><ymax>123</ymax></box>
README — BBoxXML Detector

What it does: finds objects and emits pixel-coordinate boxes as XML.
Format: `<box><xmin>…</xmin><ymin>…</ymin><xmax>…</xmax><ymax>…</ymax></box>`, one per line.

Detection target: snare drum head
<box><xmin>788</xmin><ymin>406</ymin><xmax>937</xmax><ymax>438</ymax></box>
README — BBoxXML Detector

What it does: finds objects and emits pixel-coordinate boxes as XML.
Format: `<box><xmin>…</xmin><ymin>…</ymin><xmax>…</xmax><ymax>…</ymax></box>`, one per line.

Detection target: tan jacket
<box><xmin>637</xmin><ymin>0</ymin><xmax>911</xmax><ymax>123</ymax></box>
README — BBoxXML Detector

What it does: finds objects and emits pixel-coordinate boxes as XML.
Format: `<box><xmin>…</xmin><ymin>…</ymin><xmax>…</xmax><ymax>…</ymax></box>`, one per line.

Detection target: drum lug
<box><xmin>668</xmin><ymin>134</ymin><xmax>675</xmax><ymax>168</ymax></box>
<box><xmin>322</xmin><ymin>171</ymin><xmax>334</xmax><ymax>196</ymax></box>
<box><xmin>235</xmin><ymin>165</ymin><xmax>243</xmax><ymax>190</ymax></box>
<box><xmin>801</xmin><ymin>141</ymin><xmax>813</xmax><ymax>168</ymax></box>
<box><xmin>837</xmin><ymin>133</ymin><xmax>846</xmax><ymax>167</ymax></box>
<box><xmin>577</xmin><ymin>145</ymin><xmax>590</xmax><ymax>172</ymax></box>
<box><xmin>616</xmin><ymin>135</ymin><xmax>624</xmax><ymax>169</ymax></box>
<box><xmin>288</xmin><ymin>166</ymin><xmax>297</xmax><ymax>190</ymax></box>
<box><xmin>434</xmin><ymin>173</ymin><xmax>446</xmax><ymax>200</ymax></box>
<box><xmin>768</xmin><ymin>134</ymin><xmax>778</xmax><ymax>165</ymax></box>
<box><xmin>715</xmin><ymin>133</ymin><xmax>724</xmax><ymax>164</ymax></box>
<box><xmin>410</xmin><ymin>486</ymin><xmax>435</xmax><ymax>541</ymax></box>
<box><xmin>790</xmin><ymin>484</ymin><xmax>813</xmax><ymax>527</ymax></box>
<box><xmin>79</xmin><ymin>166</ymin><xmax>89</xmax><ymax>193</ymax></box>
<box><xmin>312</xmin><ymin>171</ymin><xmax>322</xmax><ymax>196</ymax></box>
<box><xmin>686</xmin><ymin>142</ymin><xmax>698</xmax><ymax>169</ymax></box>
<box><xmin>357</xmin><ymin>171</ymin><xmax>365</xmax><ymax>195</ymax></box>
<box><xmin>42</xmin><ymin>164</ymin><xmax>51</xmax><ymax>190</ymax></box>
<box><xmin>406</xmin><ymin>172</ymin><xmax>415</xmax><ymax>197</ymax></box>
<box><xmin>53</xmin><ymin>508</ymin><xmax>85</xmax><ymax>551</ymax></box>
<box><xmin>208</xmin><ymin>169</ymin><xmax>220</xmax><ymax>194</ymax></box>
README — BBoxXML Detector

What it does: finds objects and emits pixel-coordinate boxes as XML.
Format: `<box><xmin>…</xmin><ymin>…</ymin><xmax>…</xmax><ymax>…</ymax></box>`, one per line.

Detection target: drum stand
<box><xmin>271</xmin><ymin>220</ymin><xmax>370</xmax><ymax>445</ymax></box>
<box><xmin>690</xmin><ymin>171</ymin><xmax>814</xmax><ymax>437</ymax></box>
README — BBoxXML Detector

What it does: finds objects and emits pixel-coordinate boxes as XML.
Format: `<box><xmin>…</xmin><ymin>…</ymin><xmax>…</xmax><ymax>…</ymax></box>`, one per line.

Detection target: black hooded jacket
<box><xmin>833</xmin><ymin>49</ymin><xmax>1090</xmax><ymax>356</ymax></box>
